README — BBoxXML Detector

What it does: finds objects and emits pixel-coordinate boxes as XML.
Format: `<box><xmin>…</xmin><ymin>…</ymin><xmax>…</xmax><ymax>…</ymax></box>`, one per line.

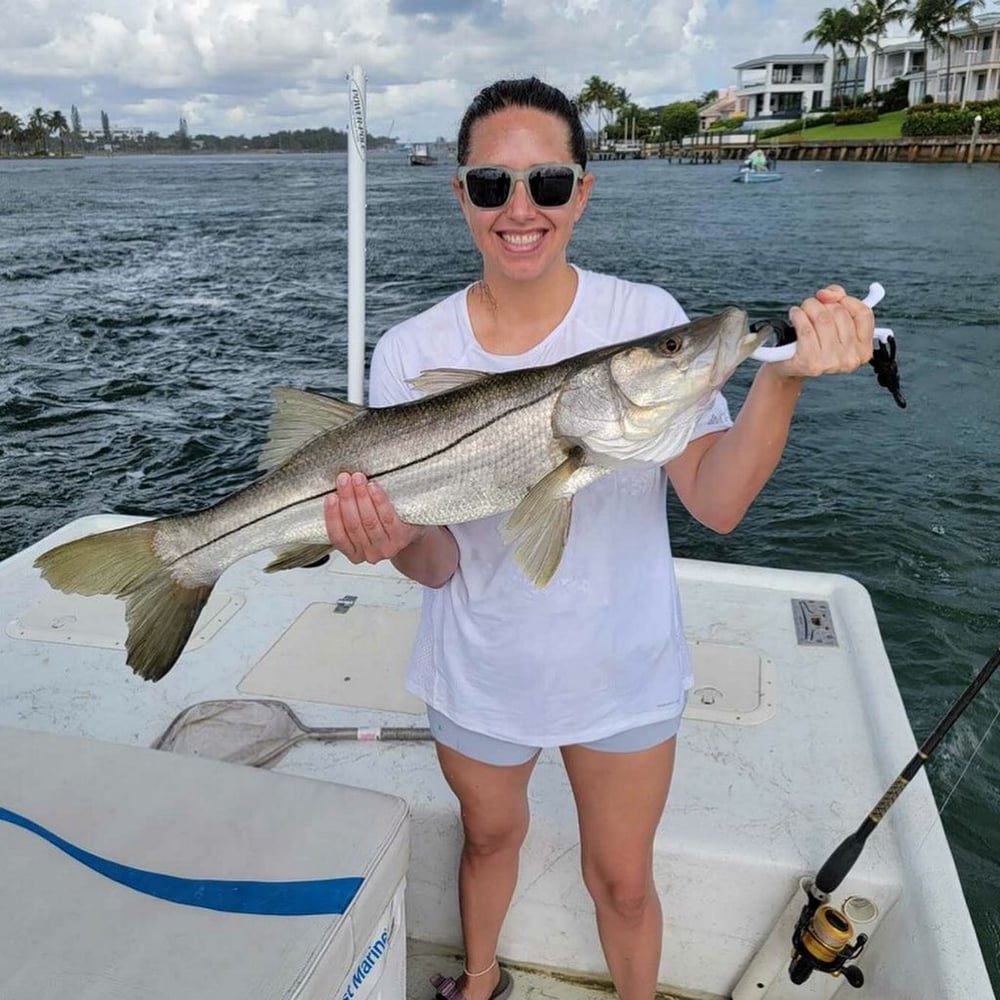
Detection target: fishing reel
<box><xmin>788</xmin><ymin>887</ymin><xmax>870</xmax><ymax>988</ymax></box>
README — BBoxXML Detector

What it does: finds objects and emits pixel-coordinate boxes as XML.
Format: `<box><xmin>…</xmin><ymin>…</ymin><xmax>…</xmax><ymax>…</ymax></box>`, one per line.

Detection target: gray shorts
<box><xmin>426</xmin><ymin>704</ymin><xmax>685</xmax><ymax>767</ymax></box>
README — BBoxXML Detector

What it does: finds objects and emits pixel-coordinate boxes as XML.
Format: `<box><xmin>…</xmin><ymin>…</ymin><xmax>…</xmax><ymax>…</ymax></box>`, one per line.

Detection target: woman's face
<box><xmin>453</xmin><ymin>106</ymin><xmax>594</xmax><ymax>286</ymax></box>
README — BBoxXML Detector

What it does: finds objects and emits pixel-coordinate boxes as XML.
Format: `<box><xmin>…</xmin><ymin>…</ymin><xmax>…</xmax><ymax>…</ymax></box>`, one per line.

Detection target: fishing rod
<box><xmin>787</xmin><ymin>645</ymin><xmax>1000</xmax><ymax>988</ymax></box>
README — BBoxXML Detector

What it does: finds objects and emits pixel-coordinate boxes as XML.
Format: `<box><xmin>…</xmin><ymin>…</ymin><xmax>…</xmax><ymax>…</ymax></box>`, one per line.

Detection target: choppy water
<box><xmin>2</xmin><ymin>152</ymin><xmax>999</xmax><ymax>987</ymax></box>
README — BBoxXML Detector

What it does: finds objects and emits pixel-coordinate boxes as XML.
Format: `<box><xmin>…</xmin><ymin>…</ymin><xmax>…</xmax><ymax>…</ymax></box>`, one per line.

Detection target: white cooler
<box><xmin>0</xmin><ymin>726</ymin><xmax>410</xmax><ymax>999</ymax></box>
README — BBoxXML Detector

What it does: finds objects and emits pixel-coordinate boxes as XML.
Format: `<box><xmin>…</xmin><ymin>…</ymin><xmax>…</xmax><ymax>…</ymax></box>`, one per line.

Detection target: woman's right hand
<box><xmin>324</xmin><ymin>472</ymin><xmax>426</xmax><ymax>565</ymax></box>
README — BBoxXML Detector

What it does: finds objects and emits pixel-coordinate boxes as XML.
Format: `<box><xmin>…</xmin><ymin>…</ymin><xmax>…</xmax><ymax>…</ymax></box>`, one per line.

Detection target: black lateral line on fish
<box><xmin>157</xmin><ymin>382</ymin><xmax>566</xmax><ymax>569</ymax></box>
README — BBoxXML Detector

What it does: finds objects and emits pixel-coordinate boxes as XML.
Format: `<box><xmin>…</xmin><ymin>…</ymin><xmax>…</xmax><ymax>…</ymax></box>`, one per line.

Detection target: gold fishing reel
<box><xmin>789</xmin><ymin>896</ymin><xmax>873</xmax><ymax>988</ymax></box>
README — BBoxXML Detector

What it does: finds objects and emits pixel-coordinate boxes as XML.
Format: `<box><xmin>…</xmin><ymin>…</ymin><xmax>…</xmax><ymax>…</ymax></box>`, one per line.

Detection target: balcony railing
<box><xmin>929</xmin><ymin>47</ymin><xmax>998</xmax><ymax>69</ymax></box>
<box><xmin>969</xmin><ymin>49</ymin><xmax>997</xmax><ymax>65</ymax></box>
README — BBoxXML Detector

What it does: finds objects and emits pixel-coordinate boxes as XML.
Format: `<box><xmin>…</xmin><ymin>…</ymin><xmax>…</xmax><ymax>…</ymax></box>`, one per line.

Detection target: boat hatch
<box><xmin>239</xmin><ymin>601</ymin><xmax>427</xmax><ymax>714</ymax></box>
<box><xmin>686</xmin><ymin>641</ymin><xmax>776</xmax><ymax>726</ymax></box>
<box><xmin>7</xmin><ymin>589</ymin><xmax>244</xmax><ymax>653</ymax></box>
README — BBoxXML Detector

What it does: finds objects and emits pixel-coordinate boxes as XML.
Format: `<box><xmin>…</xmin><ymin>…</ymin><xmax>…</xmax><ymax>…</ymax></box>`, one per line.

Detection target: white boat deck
<box><xmin>1</xmin><ymin>515</ymin><xmax>992</xmax><ymax>999</ymax></box>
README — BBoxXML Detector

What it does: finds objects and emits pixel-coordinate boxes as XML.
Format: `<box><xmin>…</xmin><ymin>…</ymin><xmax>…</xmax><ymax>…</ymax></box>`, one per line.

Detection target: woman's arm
<box><xmin>666</xmin><ymin>286</ymin><xmax>874</xmax><ymax>533</ymax></box>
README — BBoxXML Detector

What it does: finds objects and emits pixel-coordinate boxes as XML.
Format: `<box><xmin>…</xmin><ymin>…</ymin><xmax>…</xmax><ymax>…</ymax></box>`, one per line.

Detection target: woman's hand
<box><xmin>770</xmin><ymin>284</ymin><xmax>875</xmax><ymax>380</ymax></box>
<box><xmin>324</xmin><ymin>472</ymin><xmax>426</xmax><ymax>565</ymax></box>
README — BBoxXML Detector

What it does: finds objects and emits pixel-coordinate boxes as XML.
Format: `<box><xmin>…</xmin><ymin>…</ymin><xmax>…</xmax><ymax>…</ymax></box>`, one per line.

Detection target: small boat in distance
<box><xmin>408</xmin><ymin>142</ymin><xmax>436</xmax><ymax>166</ymax></box>
<box><xmin>736</xmin><ymin>147</ymin><xmax>782</xmax><ymax>183</ymax></box>
<box><xmin>734</xmin><ymin>165</ymin><xmax>783</xmax><ymax>183</ymax></box>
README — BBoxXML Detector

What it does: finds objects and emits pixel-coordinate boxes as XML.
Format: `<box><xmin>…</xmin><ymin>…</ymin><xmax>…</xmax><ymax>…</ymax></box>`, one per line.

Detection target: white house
<box><xmin>872</xmin><ymin>38</ymin><xmax>926</xmax><ymax>96</ymax></box>
<box><xmin>922</xmin><ymin>11</ymin><xmax>1000</xmax><ymax>105</ymax></box>
<box><xmin>81</xmin><ymin>127</ymin><xmax>146</xmax><ymax>145</ymax></box>
<box><xmin>733</xmin><ymin>54</ymin><xmax>829</xmax><ymax>127</ymax></box>
<box><xmin>733</xmin><ymin>11</ymin><xmax>1000</xmax><ymax>121</ymax></box>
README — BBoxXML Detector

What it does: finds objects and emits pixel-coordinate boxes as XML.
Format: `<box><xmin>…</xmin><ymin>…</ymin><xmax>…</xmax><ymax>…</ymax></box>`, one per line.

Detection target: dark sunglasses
<box><xmin>457</xmin><ymin>163</ymin><xmax>585</xmax><ymax>210</ymax></box>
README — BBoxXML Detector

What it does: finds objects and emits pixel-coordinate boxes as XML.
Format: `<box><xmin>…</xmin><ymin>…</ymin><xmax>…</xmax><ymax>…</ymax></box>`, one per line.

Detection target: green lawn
<box><xmin>767</xmin><ymin>110</ymin><xmax>907</xmax><ymax>143</ymax></box>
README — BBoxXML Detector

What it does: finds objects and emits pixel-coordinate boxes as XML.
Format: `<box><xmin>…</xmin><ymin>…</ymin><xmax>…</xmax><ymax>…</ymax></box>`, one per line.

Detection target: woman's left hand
<box><xmin>770</xmin><ymin>285</ymin><xmax>875</xmax><ymax>380</ymax></box>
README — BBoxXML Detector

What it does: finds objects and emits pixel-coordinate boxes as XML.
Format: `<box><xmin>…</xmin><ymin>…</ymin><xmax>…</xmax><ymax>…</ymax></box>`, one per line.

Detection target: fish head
<box><xmin>609</xmin><ymin>308</ymin><xmax>762</xmax><ymax>412</ymax></box>
<box><xmin>553</xmin><ymin>308</ymin><xmax>769</xmax><ymax>469</ymax></box>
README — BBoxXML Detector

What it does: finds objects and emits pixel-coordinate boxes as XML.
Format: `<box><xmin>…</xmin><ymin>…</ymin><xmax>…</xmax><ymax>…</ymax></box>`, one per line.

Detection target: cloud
<box><xmin>389</xmin><ymin>0</ymin><xmax>504</xmax><ymax>33</ymax></box>
<box><xmin>0</xmin><ymin>0</ymin><xmax>910</xmax><ymax>140</ymax></box>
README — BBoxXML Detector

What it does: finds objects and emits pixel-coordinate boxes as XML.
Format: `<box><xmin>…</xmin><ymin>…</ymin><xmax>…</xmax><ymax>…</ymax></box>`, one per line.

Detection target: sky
<box><xmin>0</xmin><ymin>0</ymin><xmax>948</xmax><ymax>143</ymax></box>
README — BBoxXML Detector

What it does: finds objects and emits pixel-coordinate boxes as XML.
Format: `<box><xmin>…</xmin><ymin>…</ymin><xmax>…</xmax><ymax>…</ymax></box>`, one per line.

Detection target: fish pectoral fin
<box><xmin>264</xmin><ymin>544</ymin><xmax>334</xmax><ymax>573</ymax></box>
<box><xmin>406</xmin><ymin>368</ymin><xmax>489</xmax><ymax>398</ymax></box>
<box><xmin>258</xmin><ymin>388</ymin><xmax>365</xmax><ymax>470</ymax></box>
<box><xmin>502</xmin><ymin>450</ymin><xmax>605</xmax><ymax>588</ymax></box>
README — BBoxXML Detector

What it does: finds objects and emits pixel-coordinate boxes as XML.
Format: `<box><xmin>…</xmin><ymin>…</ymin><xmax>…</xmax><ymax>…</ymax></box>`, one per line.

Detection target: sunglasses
<box><xmin>457</xmin><ymin>163</ymin><xmax>585</xmax><ymax>210</ymax></box>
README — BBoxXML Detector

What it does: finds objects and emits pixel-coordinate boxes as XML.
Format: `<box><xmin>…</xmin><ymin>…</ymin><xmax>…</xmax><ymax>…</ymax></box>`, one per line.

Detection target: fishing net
<box><xmin>153</xmin><ymin>698</ymin><xmax>433</xmax><ymax>768</ymax></box>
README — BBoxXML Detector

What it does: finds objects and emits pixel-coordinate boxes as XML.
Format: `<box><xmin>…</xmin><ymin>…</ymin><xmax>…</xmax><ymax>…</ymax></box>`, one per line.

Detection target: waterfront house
<box><xmin>733</xmin><ymin>54</ymin><xmax>828</xmax><ymax>129</ymax></box>
<box><xmin>732</xmin><ymin>11</ymin><xmax>999</xmax><ymax>119</ymax></box>
<box><xmin>81</xmin><ymin>126</ymin><xmax>146</xmax><ymax>146</ymax></box>
<box><xmin>697</xmin><ymin>86</ymin><xmax>748</xmax><ymax>130</ymax></box>
<box><xmin>924</xmin><ymin>12</ymin><xmax>1000</xmax><ymax>105</ymax></box>
<box><xmin>873</xmin><ymin>38</ymin><xmax>926</xmax><ymax>98</ymax></box>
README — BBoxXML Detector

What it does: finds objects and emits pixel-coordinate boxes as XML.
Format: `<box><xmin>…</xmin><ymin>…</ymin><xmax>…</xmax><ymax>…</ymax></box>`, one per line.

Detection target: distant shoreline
<box><xmin>0</xmin><ymin>149</ymin><xmax>402</xmax><ymax>160</ymax></box>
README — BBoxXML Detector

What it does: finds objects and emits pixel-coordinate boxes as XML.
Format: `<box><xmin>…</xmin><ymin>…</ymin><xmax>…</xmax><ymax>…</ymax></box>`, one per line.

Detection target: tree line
<box><xmin>0</xmin><ymin>105</ymin><xmax>396</xmax><ymax>157</ymax></box>
<box><xmin>574</xmin><ymin>77</ymin><xmax>713</xmax><ymax>145</ymax></box>
<box><xmin>0</xmin><ymin>107</ymin><xmax>72</xmax><ymax>157</ymax></box>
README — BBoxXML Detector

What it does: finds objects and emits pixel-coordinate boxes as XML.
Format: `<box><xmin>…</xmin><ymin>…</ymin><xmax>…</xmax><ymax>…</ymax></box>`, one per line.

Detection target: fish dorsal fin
<box><xmin>258</xmin><ymin>387</ymin><xmax>364</xmax><ymax>471</ymax></box>
<box><xmin>406</xmin><ymin>367</ymin><xmax>489</xmax><ymax>398</ymax></box>
<box><xmin>501</xmin><ymin>450</ymin><xmax>610</xmax><ymax>587</ymax></box>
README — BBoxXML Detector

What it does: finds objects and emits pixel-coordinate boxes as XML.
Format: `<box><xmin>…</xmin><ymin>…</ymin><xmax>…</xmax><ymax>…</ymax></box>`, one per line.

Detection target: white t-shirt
<box><xmin>368</xmin><ymin>266</ymin><xmax>733</xmax><ymax>746</ymax></box>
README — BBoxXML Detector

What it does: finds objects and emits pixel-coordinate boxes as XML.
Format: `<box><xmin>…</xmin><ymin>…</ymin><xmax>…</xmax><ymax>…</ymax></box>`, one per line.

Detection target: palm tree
<box><xmin>842</xmin><ymin>7</ymin><xmax>873</xmax><ymax>102</ymax></box>
<box><xmin>576</xmin><ymin>76</ymin><xmax>618</xmax><ymax>149</ymax></box>
<box><xmin>28</xmin><ymin>107</ymin><xmax>50</xmax><ymax>155</ymax></box>
<box><xmin>48</xmin><ymin>110</ymin><xmax>70</xmax><ymax>157</ymax></box>
<box><xmin>0</xmin><ymin>110</ymin><xmax>20</xmax><ymax>157</ymax></box>
<box><xmin>804</xmin><ymin>7</ymin><xmax>854</xmax><ymax>107</ymax></box>
<box><xmin>856</xmin><ymin>0</ymin><xmax>911</xmax><ymax>97</ymax></box>
<box><xmin>610</xmin><ymin>85</ymin><xmax>632</xmax><ymax>139</ymax></box>
<box><xmin>910</xmin><ymin>0</ymin><xmax>948</xmax><ymax>99</ymax></box>
<box><xmin>939</xmin><ymin>0</ymin><xmax>986</xmax><ymax>102</ymax></box>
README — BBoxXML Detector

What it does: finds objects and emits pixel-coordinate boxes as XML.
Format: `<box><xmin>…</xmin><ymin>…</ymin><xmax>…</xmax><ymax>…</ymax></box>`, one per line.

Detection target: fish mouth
<box><xmin>708</xmin><ymin>315</ymin><xmax>764</xmax><ymax>386</ymax></box>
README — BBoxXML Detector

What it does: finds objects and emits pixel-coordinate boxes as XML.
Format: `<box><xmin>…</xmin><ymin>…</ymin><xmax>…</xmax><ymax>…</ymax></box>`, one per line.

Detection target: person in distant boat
<box><xmin>323</xmin><ymin>77</ymin><xmax>874</xmax><ymax>1000</ymax></box>
<box><xmin>748</xmin><ymin>147</ymin><xmax>768</xmax><ymax>172</ymax></box>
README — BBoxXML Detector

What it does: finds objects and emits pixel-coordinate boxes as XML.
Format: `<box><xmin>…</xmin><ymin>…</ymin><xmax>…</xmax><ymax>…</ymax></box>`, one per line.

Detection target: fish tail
<box><xmin>34</xmin><ymin>522</ymin><xmax>213</xmax><ymax>682</ymax></box>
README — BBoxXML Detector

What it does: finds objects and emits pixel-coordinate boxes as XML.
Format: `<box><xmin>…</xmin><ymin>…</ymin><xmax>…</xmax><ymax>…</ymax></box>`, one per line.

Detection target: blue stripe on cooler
<box><xmin>0</xmin><ymin>806</ymin><xmax>363</xmax><ymax>916</ymax></box>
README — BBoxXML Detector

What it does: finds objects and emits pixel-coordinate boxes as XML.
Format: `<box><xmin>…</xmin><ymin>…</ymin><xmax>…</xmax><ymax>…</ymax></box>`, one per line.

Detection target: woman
<box><xmin>324</xmin><ymin>77</ymin><xmax>873</xmax><ymax>1000</ymax></box>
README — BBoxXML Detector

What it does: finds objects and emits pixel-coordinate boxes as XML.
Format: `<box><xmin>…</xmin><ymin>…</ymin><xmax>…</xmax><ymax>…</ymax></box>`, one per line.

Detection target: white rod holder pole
<box><xmin>346</xmin><ymin>65</ymin><xmax>367</xmax><ymax>404</ymax></box>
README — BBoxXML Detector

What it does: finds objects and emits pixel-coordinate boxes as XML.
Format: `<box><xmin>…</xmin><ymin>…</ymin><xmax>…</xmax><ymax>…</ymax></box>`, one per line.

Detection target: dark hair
<box><xmin>456</xmin><ymin>77</ymin><xmax>587</xmax><ymax>168</ymax></box>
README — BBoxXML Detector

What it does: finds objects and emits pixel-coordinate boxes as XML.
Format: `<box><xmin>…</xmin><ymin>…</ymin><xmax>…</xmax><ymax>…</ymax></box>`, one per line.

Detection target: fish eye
<box><xmin>657</xmin><ymin>336</ymin><xmax>683</xmax><ymax>356</ymax></box>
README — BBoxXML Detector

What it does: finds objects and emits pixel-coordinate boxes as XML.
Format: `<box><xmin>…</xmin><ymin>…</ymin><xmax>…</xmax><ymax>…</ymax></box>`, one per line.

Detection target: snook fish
<box><xmin>35</xmin><ymin>309</ymin><xmax>765</xmax><ymax>681</ymax></box>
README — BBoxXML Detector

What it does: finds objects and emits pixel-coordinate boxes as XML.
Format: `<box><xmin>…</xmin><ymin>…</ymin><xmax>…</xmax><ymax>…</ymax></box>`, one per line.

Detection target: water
<box><xmin>2</xmin><ymin>153</ymin><xmax>999</xmax><ymax>987</ymax></box>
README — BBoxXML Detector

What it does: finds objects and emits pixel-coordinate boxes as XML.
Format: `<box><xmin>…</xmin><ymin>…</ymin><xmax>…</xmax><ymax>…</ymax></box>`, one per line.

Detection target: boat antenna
<box><xmin>788</xmin><ymin>646</ymin><xmax>1000</xmax><ymax>988</ymax></box>
<box><xmin>346</xmin><ymin>64</ymin><xmax>367</xmax><ymax>404</ymax></box>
